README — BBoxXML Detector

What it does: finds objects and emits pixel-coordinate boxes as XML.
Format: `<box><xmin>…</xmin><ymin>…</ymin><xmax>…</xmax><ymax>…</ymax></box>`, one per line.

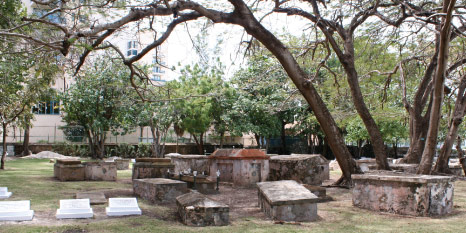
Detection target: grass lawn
<box><xmin>0</xmin><ymin>159</ymin><xmax>466</xmax><ymax>232</ymax></box>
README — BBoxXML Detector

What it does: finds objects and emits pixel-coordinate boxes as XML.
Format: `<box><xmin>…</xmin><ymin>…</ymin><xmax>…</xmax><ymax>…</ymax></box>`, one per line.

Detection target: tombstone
<box><xmin>76</xmin><ymin>191</ymin><xmax>107</xmax><ymax>205</ymax></box>
<box><xmin>56</xmin><ymin>199</ymin><xmax>93</xmax><ymax>219</ymax></box>
<box><xmin>0</xmin><ymin>200</ymin><xmax>34</xmax><ymax>221</ymax></box>
<box><xmin>165</xmin><ymin>154</ymin><xmax>209</xmax><ymax>174</ymax></box>
<box><xmin>269</xmin><ymin>154</ymin><xmax>330</xmax><ymax>185</ymax></box>
<box><xmin>106</xmin><ymin>198</ymin><xmax>142</xmax><ymax>216</ymax></box>
<box><xmin>132</xmin><ymin>158</ymin><xmax>175</xmax><ymax>180</ymax></box>
<box><xmin>257</xmin><ymin>180</ymin><xmax>319</xmax><ymax>222</ymax></box>
<box><xmin>352</xmin><ymin>173</ymin><xmax>454</xmax><ymax>216</ymax></box>
<box><xmin>133</xmin><ymin>178</ymin><xmax>188</xmax><ymax>203</ymax></box>
<box><xmin>176</xmin><ymin>191</ymin><xmax>229</xmax><ymax>226</ymax></box>
<box><xmin>115</xmin><ymin>159</ymin><xmax>130</xmax><ymax>170</ymax></box>
<box><xmin>0</xmin><ymin>187</ymin><xmax>12</xmax><ymax>199</ymax></box>
<box><xmin>209</xmin><ymin>149</ymin><xmax>269</xmax><ymax>187</ymax></box>
<box><xmin>54</xmin><ymin>159</ymin><xmax>85</xmax><ymax>181</ymax></box>
<box><xmin>83</xmin><ymin>161</ymin><xmax>117</xmax><ymax>181</ymax></box>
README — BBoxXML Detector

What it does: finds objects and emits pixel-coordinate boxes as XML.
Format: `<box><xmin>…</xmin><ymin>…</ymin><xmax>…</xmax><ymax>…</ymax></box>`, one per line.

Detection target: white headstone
<box><xmin>0</xmin><ymin>200</ymin><xmax>34</xmax><ymax>221</ymax></box>
<box><xmin>106</xmin><ymin>198</ymin><xmax>142</xmax><ymax>216</ymax></box>
<box><xmin>0</xmin><ymin>187</ymin><xmax>12</xmax><ymax>199</ymax></box>
<box><xmin>56</xmin><ymin>199</ymin><xmax>93</xmax><ymax>219</ymax></box>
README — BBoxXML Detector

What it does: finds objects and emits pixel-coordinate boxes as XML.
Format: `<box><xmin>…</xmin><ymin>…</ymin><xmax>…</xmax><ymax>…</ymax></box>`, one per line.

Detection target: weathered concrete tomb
<box><xmin>166</xmin><ymin>154</ymin><xmax>209</xmax><ymax>175</ymax></box>
<box><xmin>209</xmin><ymin>149</ymin><xmax>269</xmax><ymax>187</ymax></box>
<box><xmin>54</xmin><ymin>159</ymin><xmax>85</xmax><ymax>181</ymax></box>
<box><xmin>449</xmin><ymin>164</ymin><xmax>464</xmax><ymax>176</ymax></box>
<box><xmin>268</xmin><ymin>154</ymin><xmax>329</xmax><ymax>185</ymax></box>
<box><xmin>133</xmin><ymin>178</ymin><xmax>188</xmax><ymax>203</ymax></box>
<box><xmin>132</xmin><ymin>158</ymin><xmax>175</xmax><ymax>180</ymax></box>
<box><xmin>83</xmin><ymin>161</ymin><xmax>117</xmax><ymax>181</ymax></box>
<box><xmin>114</xmin><ymin>159</ymin><xmax>130</xmax><ymax>170</ymax></box>
<box><xmin>176</xmin><ymin>174</ymin><xmax>217</xmax><ymax>194</ymax></box>
<box><xmin>176</xmin><ymin>191</ymin><xmax>229</xmax><ymax>226</ymax></box>
<box><xmin>257</xmin><ymin>180</ymin><xmax>319</xmax><ymax>222</ymax></box>
<box><xmin>352</xmin><ymin>173</ymin><xmax>454</xmax><ymax>216</ymax></box>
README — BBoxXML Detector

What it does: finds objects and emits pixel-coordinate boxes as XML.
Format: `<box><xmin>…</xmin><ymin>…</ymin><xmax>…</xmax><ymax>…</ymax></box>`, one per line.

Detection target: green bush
<box><xmin>52</xmin><ymin>142</ymin><xmax>90</xmax><ymax>157</ymax></box>
<box><xmin>109</xmin><ymin>143</ymin><xmax>137</xmax><ymax>158</ymax></box>
<box><xmin>136</xmin><ymin>142</ymin><xmax>151</xmax><ymax>157</ymax></box>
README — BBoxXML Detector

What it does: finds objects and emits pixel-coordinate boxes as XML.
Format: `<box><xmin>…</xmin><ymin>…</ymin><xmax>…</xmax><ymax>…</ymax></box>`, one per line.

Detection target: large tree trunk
<box><xmin>21</xmin><ymin>123</ymin><xmax>32</xmax><ymax>156</ymax></box>
<box><xmin>219</xmin><ymin>131</ymin><xmax>225</xmax><ymax>149</ymax></box>
<box><xmin>281</xmin><ymin>120</ymin><xmax>287</xmax><ymax>154</ymax></box>
<box><xmin>433</xmin><ymin>75</ymin><xmax>466</xmax><ymax>173</ymax></box>
<box><xmin>87</xmin><ymin>130</ymin><xmax>96</xmax><ymax>158</ymax></box>
<box><xmin>418</xmin><ymin>0</ymin><xmax>456</xmax><ymax>174</ymax></box>
<box><xmin>229</xmin><ymin>2</ymin><xmax>360</xmax><ymax>183</ymax></box>
<box><xmin>457</xmin><ymin>136</ymin><xmax>466</xmax><ymax>176</ymax></box>
<box><xmin>1</xmin><ymin>123</ymin><xmax>7</xmax><ymax>170</ymax></box>
<box><xmin>401</xmin><ymin>55</ymin><xmax>437</xmax><ymax>164</ymax></box>
<box><xmin>192</xmin><ymin>133</ymin><xmax>204</xmax><ymax>155</ymax></box>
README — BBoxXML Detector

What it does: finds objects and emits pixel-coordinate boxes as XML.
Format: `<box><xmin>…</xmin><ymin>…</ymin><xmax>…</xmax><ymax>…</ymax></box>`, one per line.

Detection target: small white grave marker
<box><xmin>0</xmin><ymin>187</ymin><xmax>12</xmax><ymax>199</ymax></box>
<box><xmin>0</xmin><ymin>200</ymin><xmax>34</xmax><ymax>221</ymax></box>
<box><xmin>56</xmin><ymin>199</ymin><xmax>93</xmax><ymax>219</ymax></box>
<box><xmin>106</xmin><ymin>198</ymin><xmax>142</xmax><ymax>216</ymax></box>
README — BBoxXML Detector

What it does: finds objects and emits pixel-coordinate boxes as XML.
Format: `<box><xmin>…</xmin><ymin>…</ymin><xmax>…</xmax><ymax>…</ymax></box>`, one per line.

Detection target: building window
<box><xmin>152</xmin><ymin>75</ymin><xmax>161</xmax><ymax>81</ymax></box>
<box><xmin>153</xmin><ymin>66</ymin><xmax>164</xmax><ymax>74</ymax></box>
<box><xmin>32</xmin><ymin>101</ymin><xmax>60</xmax><ymax>115</ymax></box>
<box><xmin>127</xmin><ymin>41</ymin><xmax>138</xmax><ymax>57</ymax></box>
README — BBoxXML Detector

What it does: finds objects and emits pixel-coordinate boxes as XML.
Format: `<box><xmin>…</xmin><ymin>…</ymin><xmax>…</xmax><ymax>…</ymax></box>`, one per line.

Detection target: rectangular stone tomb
<box><xmin>83</xmin><ymin>162</ymin><xmax>117</xmax><ymax>181</ymax></box>
<box><xmin>133</xmin><ymin>178</ymin><xmax>187</xmax><ymax>203</ymax></box>
<box><xmin>115</xmin><ymin>159</ymin><xmax>130</xmax><ymax>170</ymax></box>
<box><xmin>132</xmin><ymin>158</ymin><xmax>175</xmax><ymax>180</ymax></box>
<box><xmin>257</xmin><ymin>180</ymin><xmax>319</xmax><ymax>222</ymax></box>
<box><xmin>0</xmin><ymin>200</ymin><xmax>34</xmax><ymax>221</ymax></box>
<box><xmin>352</xmin><ymin>173</ymin><xmax>454</xmax><ymax>216</ymax></box>
<box><xmin>54</xmin><ymin>160</ymin><xmax>85</xmax><ymax>181</ymax></box>
<box><xmin>176</xmin><ymin>191</ymin><xmax>229</xmax><ymax>226</ymax></box>
<box><xmin>106</xmin><ymin>198</ymin><xmax>142</xmax><ymax>216</ymax></box>
<box><xmin>269</xmin><ymin>154</ymin><xmax>330</xmax><ymax>185</ymax></box>
<box><xmin>177</xmin><ymin>175</ymin><xmax>217</xmax><ymax>194</ymax></box>
<box><xmin>56</xmin><ymin>199</ymin><xmax>93</xmax><ymax>219</ymax></box>
<box><xmin>0</xmin><ymin>187</ymin><xmax>12</xmax><ymax>199</ymax></box>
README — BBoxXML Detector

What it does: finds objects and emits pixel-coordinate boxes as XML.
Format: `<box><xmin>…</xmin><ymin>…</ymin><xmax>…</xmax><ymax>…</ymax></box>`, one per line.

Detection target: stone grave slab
<box><xmin>269</xmin><ymin>154</ymin><xmax>329</xmax><ymax>185</ymax></box>
<box><xmin>76</xmin><ymin>191</ymin><xmax>107</xmax><ymax>205</ymax></box>
<box><xmin>54</xmin><ymin>160</ymin><xmax>85</xmax><ymax>182</ymax></box>
<box><xmin>0</xmin><ymin>200</ymin><xmax>34</xmax><ymax>221</ymax></box>
<box><xmin>257</xmin><ymin>180</ymin><xmax>319</xmax><ymax>222</ymax></box>
<box><xmin>56</xmin><ymin>199</ymin><xmax>93</xmax><ymax>219</ymax></box>
<box><xmin>132</xmin><ymin>158</ymin><xmax>175</xmax><ymax>180</ymax></box>
<box><xmin>106</xmin><ymin>198</ymin><xmax>142</xmax><ymax>216</ymax></box>
<box><xmin>83</xmin><ymin>161</ymin><xmax>117</xmax><ymax>181</ymax></box>
<box><xmin>352</xmin><ymin>173</ymin><xmax>454</xmax><ymax>216</ymax></box>
<box><xmin>176</xmin><ymin>191</ymin><xmax>229</xmax><ymax>226</ymax></box>
<box><xmin>133</xmin><ymin>178</ymin><xmax>187</xmax><ymax>203</ymax></box>
<box><xmin>0</xmin><ymin>187</ymin><xmax>12</xmax><ymax>199</ymax></box>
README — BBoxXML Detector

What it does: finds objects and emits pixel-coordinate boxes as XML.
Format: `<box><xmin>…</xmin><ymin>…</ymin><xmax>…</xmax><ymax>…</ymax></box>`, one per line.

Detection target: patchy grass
<box><xmin>1</xmin><ymin>159</ymin><xmax>466</xmax><ymax>232</ymax></box>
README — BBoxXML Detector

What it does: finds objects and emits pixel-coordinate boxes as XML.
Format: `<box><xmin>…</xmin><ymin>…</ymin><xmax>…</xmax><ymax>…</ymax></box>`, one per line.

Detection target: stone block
<box><xmin>115</xmin><ymin>159</ymin><xmax>130</xmax><ymax>170</ymax></box>
<box><xmin>177</xmin><ymin>191</ymin><xmax>229</xmax><ymax>226</ymax></box>
<box><xmin>177</xmin><ymin>175</ymin><xmax>217</xmax><ymax>194</ymax></box>
<box><xmin>449</xmin><ymin>164</ymin><xmax>464</xmax><ymax>176</ymax></box>
<box><xmin>166</xmin><ymin>154</ymin><xmax>209</xmax><ymax>175</ymax></box>
<box><xmin>56</xmin><ymin>199</ymin><xmax>93</xmax><ymax>219</ymax></box>
<box><xmin>352</xmin><ymin>173</ymin><xmax>454</xmax><ymax>216</ymax></box>
<box><xmin>106</xmin><ymin>198</ymin><xmax>142</xmax><ymax>216</ymax></box>
<box><xmin>0</xmin><ymin>187</ymin><xmax>12</xmax><ymax>199</ymax></box>
<box><xmin>269</xmin><ymin>154</ymin><xmax>329</xmax><ymax>185</ymax></box>
<box><xmin>132</xmin><ymin>159</ymin><xmax>175</xmax><ymax>180</ymax></box>
<box><xmin>76</xmin><ymin>191</ymin><xmax>107</xmax><ymax>205</ymax></box>
<box><xmin>133</xmin><ymin>178</ymin><xmax>188</xmax><ymax>203</ymax></box>
<box><xmin>257</xmin><ymin>180</ymin><xmax>319</xmax><ymax>222</ymax></box>
<box><xmin>84</xmin><ymin>162</ymin><xmax>117</xmax><ymax>181</ymax></box>
<box><xmin>0</xmin><ymin>200</ymin><xmax>34</xmax><ymax>221</ymax></box>
<box><xmin>54</xmin><ymin>162</ymin><xmax>85</xmax><ymax>182</ymax></box>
